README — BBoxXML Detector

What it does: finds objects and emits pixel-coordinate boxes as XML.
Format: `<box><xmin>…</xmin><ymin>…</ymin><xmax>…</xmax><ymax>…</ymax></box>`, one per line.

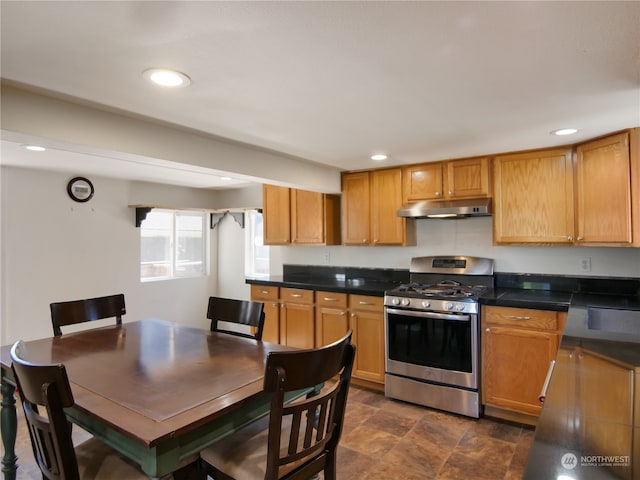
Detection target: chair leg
<box><xmin>324</xmin><ymin>451</ymin><xmax>337</xmax><ymax>480</ymax></box>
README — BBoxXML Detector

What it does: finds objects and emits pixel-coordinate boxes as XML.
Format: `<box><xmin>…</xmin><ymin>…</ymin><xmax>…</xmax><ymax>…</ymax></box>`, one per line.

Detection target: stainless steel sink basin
<box><xmin>587</xmin><ymin>307</ymin><xmax>640</xmax><ymax>335</ymax></box>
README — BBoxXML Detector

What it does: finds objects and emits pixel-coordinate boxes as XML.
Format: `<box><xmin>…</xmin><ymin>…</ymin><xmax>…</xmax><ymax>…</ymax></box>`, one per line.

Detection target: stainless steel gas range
<box><xmin>384</xmin><ymin>256</ymin><xmax>494</xmax><ymax>418</ymax></box>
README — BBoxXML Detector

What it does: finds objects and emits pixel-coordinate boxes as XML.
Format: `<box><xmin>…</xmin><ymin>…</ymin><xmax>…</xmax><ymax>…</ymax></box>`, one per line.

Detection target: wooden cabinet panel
<box><xmin>250</xmin><ymin>285</ymin><xmax>280</xmax><ymax>343</ymax></box>
<box><xmin>290</xmin><ymin>190</ymin><xmax>341</xmax><ymax>245</ymax></box>
<box><xmin>445</xmin><ymin>157</ymin><xmax>491</xmax><ymax>199</ymax></box>
<box><xmin>370</xmin><ymin>168</ymin><xmax>414</xmax><ymax>245</ymax></box>
<box><xmin>402</xmin><ymin>157</ymin><xmax>490</xmax><ymax>203</ymax></box>
<box><xmin>263</xmin><ymin>185</ymin><xmax>291</xmax><ymax>245</ymax></box>
<box><xmin>402</xmin><ymin>163</ymin><xmax>443</xmax><ymax>202</ymax></box>
<box><xmin>341</xmin><ymin>172</ymin><xmax>370</xmax><ymax>245</ymax></box>
<box><xmin>482</xmin><ymin>305</ymin><xmax>563</xmax><ymax>422</ymax></box>
<box><xmin>493</xmin><ymin>148</ymin><xmax>574</xmax><ymax>245</ymax></box>
<box><xmin>576</xmin><ymin>132</ymin><xmax>632</xmax><ymax>244</ymax></box>
<box><xmin>280</xmin><ymin>288</ymin><xmax>315</xmax><ymax>349</ymax></box>
<box><xmin>349</xmin><ymin>295</ymin><xmax>384</xmax><ymax>383</ymax></box>
<box><xmin>482</xmin><ymin>325</ymin><xmax>558</xmax><ymax>416</ymax></box>
<box><xmin>316</xmin><ymin>291</ymin><xmax>348</xmax><ymax>347</ymax></box>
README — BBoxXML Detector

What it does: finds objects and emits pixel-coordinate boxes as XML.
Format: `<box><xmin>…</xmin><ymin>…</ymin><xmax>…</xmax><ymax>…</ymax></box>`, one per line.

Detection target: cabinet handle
<box><xmin>290</xmin><ymin>294</ymin><xmax>302</xmax><ymax>298</ymax></box>
<box><xmin>485</xmin><ymin>328</ymin><xmax>491</xmax><ymax>333</ymax></box>
<box><xmin>538</xmin><ymin>360</ymin><xmax>556</xmax><ymax>404</ymax></box>
<box><xmin>351</xmin><ymin>313</ymin><xmax>357</xmax><ymax>318</ymax></box>
<box><xmin>259</xmin><ymin>290</ymin><xmax>269</xmax><ymax>294</ymax></box>
<box><xmin>577</xmin><ymin>236</ymin><xmax>583</xmax><ymax>241</ymax></box>
<box><xmin>341</xmin><ymin>311</ymin><xmax>346</xmax><ymax>316</ymax></box>
<box><xmin>435</xmin><ymin>191</ymin><xmax>441</xmax><ymax>196</ymax></box>
<box><xmin>359</xmin><ymin>301</ymin><xmax>375</xmax><ymax>305</ymax></box>
<box><xmin>567</xmin><ymin>236</ymin><xmax>573</xmax><ymax>241</ymax></box>
<box><xmin>362</xmin><ymin>239</ymin><xmax>367</xmax><ymax>244</ymax></box>
<box><xmin>507</xmin><ymin>315</ymin><xmax>531</xmax><ymax>321</ymax></box>
<box><xmin>323</xmin><ymin>297</ymin><xmax>338</xmax><ymax>302</ymax></box>
<box><xmin>272</xmin><ymin>302</ymin><xmax>278</xmax><ymax>307</ymax></box>
<box><xmin>448</xmin><ymin>191</ymin><xmax>454</xmax><ymax>196</ymax></box>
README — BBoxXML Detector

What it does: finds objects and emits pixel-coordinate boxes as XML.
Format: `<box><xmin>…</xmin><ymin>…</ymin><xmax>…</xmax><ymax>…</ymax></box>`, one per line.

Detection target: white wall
<box><xmin>0</xmin><ymin>166</ymin><xmax>230</xmax><ymax>343</ymax></box>
<box><xmin>276</xmin><ymin>217</ymin><xmax>640</xmax><ymax>277</ymax></box>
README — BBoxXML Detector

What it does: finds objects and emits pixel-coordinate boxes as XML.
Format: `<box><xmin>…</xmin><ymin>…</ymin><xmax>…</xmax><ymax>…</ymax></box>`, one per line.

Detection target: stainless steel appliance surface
<box><xmin>384</xmin><ymin>255</ymin><xmax>494</xmax><ymax>418</ymax></box>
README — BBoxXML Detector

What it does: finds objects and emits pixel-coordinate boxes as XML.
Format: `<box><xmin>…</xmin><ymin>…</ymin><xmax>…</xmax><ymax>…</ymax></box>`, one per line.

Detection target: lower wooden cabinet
<box><xmin>348</xmin><ymin>295</ymin><xmax>385</xmax><ymax>384</ymax></box>
<box><xmin>315</xmin><ymin>291</ymin><xmax>349</xmax><ymax>347</ymax></box>
<box><xmin>250</xmin><ymin>285</ymin><xmax>280</xmax><ymax>344</ymax></box>
<box><xmin>280</xmin><ymin>288</ymin><xmax>315</xmax><ymax>349</ymax></box>
<box><xmin>481</xmin><ymin>305</ymin><xmax>566</xmax><ymax>424</ymax></box>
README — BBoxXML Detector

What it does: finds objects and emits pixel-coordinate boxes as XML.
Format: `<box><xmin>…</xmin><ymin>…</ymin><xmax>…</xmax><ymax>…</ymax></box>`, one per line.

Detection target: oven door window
<box><xmin>387</xmin><ymin>310</ymin><xmax>472</xmax><ymax>373</ymax></box>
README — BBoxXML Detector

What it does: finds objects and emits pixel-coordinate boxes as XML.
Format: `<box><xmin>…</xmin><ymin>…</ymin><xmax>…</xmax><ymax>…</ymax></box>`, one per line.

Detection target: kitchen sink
<box><xmin>587</xmin><ymin>307</ymin><xmax>640</xmax><ymax>335</ymax></box>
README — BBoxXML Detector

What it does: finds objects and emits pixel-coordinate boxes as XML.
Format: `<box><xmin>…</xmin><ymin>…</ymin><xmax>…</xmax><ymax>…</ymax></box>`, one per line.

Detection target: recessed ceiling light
<box><xmin>24</xmin><ymin>145</ymin><xmax>46</xmax><ymax>152</ymax></box>
<box><xmin>220</xmin><ymin>176</ymin><xmax>232</xmax><ymax>181</ymax></box>
<box><xmin>371</xmin><ymin>154</ymin><xmax>388</xmax><ymax>161</ymax></box>
<box><xmin>143</xmin><ymin>68</ymin><xmax>191</xmax><ymax>88</ymax></box>
<box><xmin>551</xmin><ymin>128</ymin><xmax>578</xmax><ymax>136</ymax></box>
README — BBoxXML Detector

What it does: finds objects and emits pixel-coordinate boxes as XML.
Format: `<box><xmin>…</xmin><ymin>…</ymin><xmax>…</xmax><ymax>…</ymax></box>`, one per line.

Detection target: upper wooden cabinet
<box><xmin>575</xmin><ymin>132</ymin><xmax>633</xmax><ymax>245</ymax></box>
<box><xmin>493</xmin><ymin>129</ymin><xmax>639</xmax><ymax>247</ymax></box>
<box><xmin>263</xmin><ymin>185</ymin><xmax>291</xmax><ymax>245</ymax></box>
<box><xmin>263</xmin><ymin>185</ymin><xmax>341</xmax><ymax>246</ymax></box>
<box><xmin>493</xmin><ymin>148</ymin><xmax>575</xmax><ymax>245</ymax></box>
<box><xmin>402</xmin><ymin>157</ymin><xmax>491</xmax><ymax>203</ymax></box>
<box><xmin>342</xmin><ymin>169</ymin><xmax>416</xmax><ymax>246</ymax></box>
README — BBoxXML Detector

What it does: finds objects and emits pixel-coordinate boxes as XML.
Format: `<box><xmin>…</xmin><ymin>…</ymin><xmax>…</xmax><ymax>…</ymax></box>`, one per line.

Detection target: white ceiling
<box><xmin>1</xmin><ymin>1</ymin><xmax>639</xmax><ymax>190</ymax></box>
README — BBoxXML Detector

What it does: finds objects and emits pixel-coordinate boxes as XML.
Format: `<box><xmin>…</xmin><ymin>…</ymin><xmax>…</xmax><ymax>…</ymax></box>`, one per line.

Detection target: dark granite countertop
<box><xmin>246</xmin><ymin>275</ymin><xmax>400</xmax><ymax>297</ymax></box>
<box><xmin>523</xmin><ymin>292</ymin><xmax>640</xmax><ymax>480</ymax></box>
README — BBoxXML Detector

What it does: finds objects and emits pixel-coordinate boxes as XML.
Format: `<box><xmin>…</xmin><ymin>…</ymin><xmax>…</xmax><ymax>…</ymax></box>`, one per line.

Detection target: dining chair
<box><xmin>199</xmin><ymin>331</ymin><xmax>356</xmax><ymax>480</ymax></box>
<box><xmin>206</xmin><ymin>296</ymin><xmax>265</xmax><ymax>340</ymax></box>
<box><xmin>10</xmin><ymin>340</ymin><xmax>148</xmax><ymax>480</ymax></box>
<box><xmin>50</xmin><ymin>293</ymin><xmax>125</xmax><ymax>336</ymax></box>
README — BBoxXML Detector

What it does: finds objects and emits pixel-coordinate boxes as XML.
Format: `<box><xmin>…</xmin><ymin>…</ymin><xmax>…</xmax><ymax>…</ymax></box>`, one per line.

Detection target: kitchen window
<box><xmin>245</xmin><ymin>210</ymin><xmax>269</xmax><ymax>277</ymax></box>
<box><xmin>140</xmin><ymin>209</ymin><xmax>208</xmax><ymax>281</ymax></box>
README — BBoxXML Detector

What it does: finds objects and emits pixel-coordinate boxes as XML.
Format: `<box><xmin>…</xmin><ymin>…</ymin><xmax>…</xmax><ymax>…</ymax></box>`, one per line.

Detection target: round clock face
<box><xmin>67</xmin><ymin>177</ymin><xmax>94</xmax><ymax>202</ymax></box>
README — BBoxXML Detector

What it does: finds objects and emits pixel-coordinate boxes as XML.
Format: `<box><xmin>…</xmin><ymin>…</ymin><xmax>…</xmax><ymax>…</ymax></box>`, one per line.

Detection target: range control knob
<box><xmin>455</xmin><ymin>304</ymin><xmax>466</xmax><ymax>312</ymax></box>
<box><xmin>401</xmin><ymin>298</ymin><xmax>411</xmax><ymax>307</ymax></box>
<box><xmin>446</xmin><ymin>302</ymin><xmax>454</xmax><ymax>311</ymax></box>
<box><xmin>421</xmin><ymin>300</ymin><xmax>431</xmax><ymax>309</ymax></box>
<box><xmin>391</xmin><ymin>297</ymin><xmax>400</xmax><ymax>306</ymax></box>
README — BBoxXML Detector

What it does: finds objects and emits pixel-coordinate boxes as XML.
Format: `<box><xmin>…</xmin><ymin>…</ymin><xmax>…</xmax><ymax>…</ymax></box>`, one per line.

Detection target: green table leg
<box><xmin>1</xmin><ymin>378</ymin><xmax>18</xmax><ymax>480</ymax></box>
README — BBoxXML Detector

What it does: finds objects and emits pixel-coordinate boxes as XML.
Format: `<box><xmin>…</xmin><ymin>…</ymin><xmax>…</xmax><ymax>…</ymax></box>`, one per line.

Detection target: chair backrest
<box><xmin>10</xmin><ymin>340</ymin><xmax>81</xmax><ymax>480</ymax></box>
<box><xmin>50</xmin><ymin>293</ymin><xmax>126</xmax><ymax>336</ymax></box>
<box><xmin>206</xmin><ymin>296</ymin><xmax>265</xmax><ymax>340</ymax></box>
<box><xmin>263</xmin><ymin>332</ymin><xmax>356</xmax><ymax>479</ymax></box>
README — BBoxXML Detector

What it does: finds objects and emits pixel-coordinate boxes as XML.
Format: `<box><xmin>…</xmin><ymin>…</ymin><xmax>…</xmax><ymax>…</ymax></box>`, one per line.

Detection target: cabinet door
<box><xmin>493</xmin><ymin>148</ymin><xmax>574</xmax><ymax>244</ymax></box>
<box><xmin>281</xmin><ymin>302</ymin><xmax>315</xmax><ymax>349</ymax></box>
<box><xmin>291</xmin><ymin>189</ymin><xmax>325</xmax><ymax>244</ymax></box>
<box><xmin>445</xmin><ymin>157</ymin><xmax>491</xmax><ymax>199</ymax></box>
<box><xmin>263</xmin><ymin>185</ymin><xmax>291</xmax><ymax>245</ymax></box>
<box><xmin>576</xmin><ymin>132</ymin><xmax>632</xmax><ymax>244</ymax></box>
<box><xmin>250</xmin><ymin>285</ymin><xmax>280</xmax><ymax>343</ymax></box>
<box><xmin>341</xmin><ymin>172</ymin><xmax>370</xmax><ymax>245</ymax></box>
<box><xmin>349</xmin><ymin>295</ymin><xmax>385</xmax><ymax>383</ymax></box>
<box><xmin>402</xmin><ymin>163</ymin><xmax>443</xmax><ymax>202</ymax></box>
<box><xmin>482</xmin><ymin>325</ymin><xmax>558</xmax><ymax>416</ymax></box>
<box><xmin>316</xmin><ymin>292</ymin><xmax>348</xmax><ymax>346</ymax></box>
<box><xmin>370</xmin><ymin>168</ymin><xmax>410</xmax><ymax>245</ymax></box>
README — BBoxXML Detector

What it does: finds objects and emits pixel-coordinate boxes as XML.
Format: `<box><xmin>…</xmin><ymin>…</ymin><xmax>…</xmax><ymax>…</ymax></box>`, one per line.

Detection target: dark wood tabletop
<box><xmin>0</xmin><ymin>319</ymin><xmax>296</xmax><ymax>478</ymax></box>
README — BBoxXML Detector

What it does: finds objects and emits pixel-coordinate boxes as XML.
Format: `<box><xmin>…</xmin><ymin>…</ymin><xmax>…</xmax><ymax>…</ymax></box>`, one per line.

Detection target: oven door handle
<box><xmin>386</xmin><ymin>308</ymin><xmax>471</xmax><ymax>322</ymax></box>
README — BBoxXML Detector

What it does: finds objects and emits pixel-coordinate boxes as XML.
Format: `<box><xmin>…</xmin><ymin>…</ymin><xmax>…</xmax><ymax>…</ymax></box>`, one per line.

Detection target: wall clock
<box><xmin>67</xmin><ymin>177</ymin><xmax>94</xmax><ymax>202</ymax></box>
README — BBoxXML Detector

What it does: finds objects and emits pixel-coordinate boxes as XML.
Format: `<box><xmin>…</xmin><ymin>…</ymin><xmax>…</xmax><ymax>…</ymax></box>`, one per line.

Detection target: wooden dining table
<box><xmin>0</xmin><ymin>319</ymin><xmax>305</xmax><ymax>479</ymax></box>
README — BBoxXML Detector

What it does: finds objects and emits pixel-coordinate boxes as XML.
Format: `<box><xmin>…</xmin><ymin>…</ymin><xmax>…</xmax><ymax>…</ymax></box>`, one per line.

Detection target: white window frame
<box><xmin>140</xmin><ymin>209</ymin><xmax>209</xmax><ymax>282</ymax></box>
<box><xmin>245</xmin><ymin>210</ymin><xmax>270</xmax><ymax>278</ymax></box>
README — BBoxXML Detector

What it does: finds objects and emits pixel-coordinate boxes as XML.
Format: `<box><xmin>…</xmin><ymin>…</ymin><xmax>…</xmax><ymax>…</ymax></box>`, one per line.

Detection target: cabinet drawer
<box><xmin>250</xmin><ymin>285</ymin><xmax>279</xmax><ymax>301</ymax></box>
<box><xmin>316</xmin><ymin>291</ymin><xmax>348</xmax><ymax>308</ymax></box>
<box><xmin>483</xmin><ymin>306</ymin><xmax>559</xmax><ymax>331</ymax></box>
<box><xmin>349</xmin><ymin>295</ymin><xmax>383</xmax><ymax>312</ymax></box>
<box><xmin>281</xmin><ymin>288</ymin><xmax>314</xmax><ymax>304</ymax></box>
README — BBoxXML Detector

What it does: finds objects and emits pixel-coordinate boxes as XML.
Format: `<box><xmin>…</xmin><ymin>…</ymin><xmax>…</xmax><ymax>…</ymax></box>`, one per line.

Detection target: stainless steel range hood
<box><xmin>397</xmin><ymin>198</ymin><xmax>492</xmax><ymax>219</ymax></box>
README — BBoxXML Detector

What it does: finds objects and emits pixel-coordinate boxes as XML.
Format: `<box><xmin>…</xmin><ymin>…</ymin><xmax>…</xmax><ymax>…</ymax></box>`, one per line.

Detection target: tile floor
<box><xmin>3</xmin><ymin>385</ymin><xmax>534</xmax><ymax>479</ymax></box>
